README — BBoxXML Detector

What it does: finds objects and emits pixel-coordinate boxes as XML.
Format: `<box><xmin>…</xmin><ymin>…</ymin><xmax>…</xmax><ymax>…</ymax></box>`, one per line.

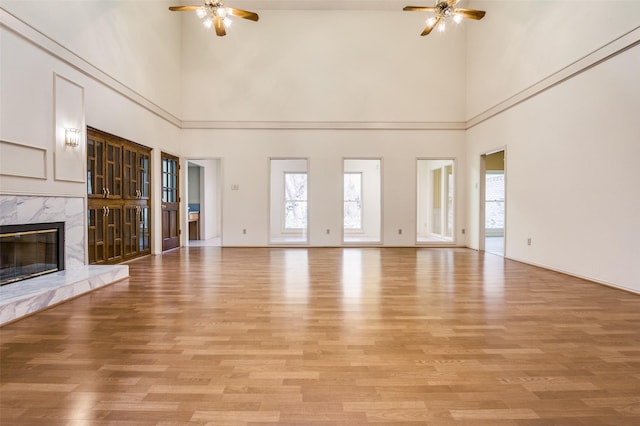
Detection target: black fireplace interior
<box><xmin>0</xmin><ymin>222</ymin><xmax>65</xmax><ymax>286</ymax></box>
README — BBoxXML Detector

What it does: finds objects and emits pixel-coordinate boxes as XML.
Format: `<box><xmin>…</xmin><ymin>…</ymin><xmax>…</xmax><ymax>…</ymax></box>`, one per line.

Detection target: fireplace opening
<box><xmin>0</xmin><ymin>222</ymin><xmax>65</xmax><ymax>286</ymax></box>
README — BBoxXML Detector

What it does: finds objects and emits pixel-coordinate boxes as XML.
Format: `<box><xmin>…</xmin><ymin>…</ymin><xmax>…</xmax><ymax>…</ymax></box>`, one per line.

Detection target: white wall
<box><xmin>180</xmin><ymin>9</ymin><xmax>467</xmax><ymax>123</ymax></box>
<box><xmin>1</xmin><ymin>0</ymin><xmax>183</xmax><ymax>118</ymax></box>
<box><xmin>465</xmin><ymin>1</ymin><xmax>640</xmax><ymax>292</ymax></box>
<box><xmin>466</xmin><ymin>0</ymin><xmax>640</xmax><ymax>120</ymax></box>
<box><xmin>177</xmin><ymin>7</ymin><xmax>469</xmax><ymax>247</ymax></box>
<box><xmin>180</xmin><ymin>129</ymin><xmax>467</xmax><ymax>247</ymax></box>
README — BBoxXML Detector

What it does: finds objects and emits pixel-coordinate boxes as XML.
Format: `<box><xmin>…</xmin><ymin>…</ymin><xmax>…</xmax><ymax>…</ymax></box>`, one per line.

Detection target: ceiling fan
<box><xmin>169</xmin><ymin>1</ymin><xmax>259</xmax><ymax>37</ymax></box>
<box><xmin>403</xmin><ymin>0</ymin><xmax>486</xmax><ymax>36</ymax></box>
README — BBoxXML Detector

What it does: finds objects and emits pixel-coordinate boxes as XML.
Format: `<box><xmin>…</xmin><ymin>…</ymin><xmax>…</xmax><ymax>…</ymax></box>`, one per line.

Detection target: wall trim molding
<box><xmin>181</xmin><ymin>120</ymin><xmax>466</xmax><ymax>130</ymax></box>
<box><xmin>2</xmin><ymin>8</ymin><xmax>638</xmax><ymax>132</ymax></box>
<box><xmin>0</xmin><ymin>190</ymin><xmax>86</xmax><ymax>199</ymax></box>
<box><xmin>466</xmin><ymin>25</ymin><xmax>640</xmax><ymax>129</ymax></box>
<box><xmin>53</xmin><ymin>73</ymin><xmax>86</xmax><ymax>183</ymax></box>
<box><xmin>506</xmin><ymin>255</ymin><xmax>640</xmax><ymax>296</ymax></box>
<box><xmin>0</xmin><ymin>140</ymin><xmax>47</xmax><ymax>180</ymax></box>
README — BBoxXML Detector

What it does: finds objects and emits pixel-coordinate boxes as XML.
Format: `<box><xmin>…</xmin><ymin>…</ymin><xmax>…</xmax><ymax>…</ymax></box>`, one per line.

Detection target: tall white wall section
<box><xmin>465</xmin><ymin>0</ymin><xmax>640</xmax><ymax>292</ymax></box>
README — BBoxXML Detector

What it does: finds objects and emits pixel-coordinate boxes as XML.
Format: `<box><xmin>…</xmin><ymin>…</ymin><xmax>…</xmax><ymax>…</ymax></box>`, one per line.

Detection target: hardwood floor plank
<box><xmin>2</xmin><ymin>247</ymin><xmax>640</xmax><ymax>424</ymax></box>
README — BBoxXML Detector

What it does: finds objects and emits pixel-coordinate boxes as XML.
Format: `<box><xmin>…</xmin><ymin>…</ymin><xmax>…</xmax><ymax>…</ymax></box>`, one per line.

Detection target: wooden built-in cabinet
<box><xmin>87</xmin><ymin>128</ymin><xmax>151</xmax><ymax>265</ymax></box>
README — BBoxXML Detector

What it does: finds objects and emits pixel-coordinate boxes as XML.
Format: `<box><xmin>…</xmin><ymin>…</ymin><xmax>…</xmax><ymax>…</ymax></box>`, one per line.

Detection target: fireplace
<box><xmin>0</xmin><ymin>222</ymin><xmax>65</xmax><ymax>286</ymax></box>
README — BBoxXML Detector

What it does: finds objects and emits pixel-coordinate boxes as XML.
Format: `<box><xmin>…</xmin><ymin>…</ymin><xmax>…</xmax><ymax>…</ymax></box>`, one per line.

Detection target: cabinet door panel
<box><xmin>139</xmin><ymin>206</ymin><xmax>150</xmax><ymax>253</ymax></box>
<box><xmin>123</xmin><ymin>148</ymin><xmax>138</xmax><ymax>199</ymax></box>
<box><xmin>87</xmin><ymin>205</ymin><xmax>105</xmax><ymax>264</ymax></box>
<box><xmin>87</xmin><ymin>136</ymin><xmax>105</xmax><ymax>199</ymax></box>
<box><xmin>139</xmin><ymin>151</ymin><xmax>151</xmax><ymax>199</ymax></box>
<box><xmin>123</xmin><ymin>205</ymin><xmax>138</xmax><ymax>257</ymax></box>
<box><xmin>105</xmin><ymin>205</ymin><xmax>123</xmax><ymax>262</ymax></box>
<box><xmin>106</xmin><ymin>143</ymin><xmax>122</xmax><ymax>198</ymax></box>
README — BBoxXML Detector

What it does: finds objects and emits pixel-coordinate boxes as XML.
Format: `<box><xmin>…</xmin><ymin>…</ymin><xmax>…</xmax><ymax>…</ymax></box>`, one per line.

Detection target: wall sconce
<box><xmin>64</xmin><ymin>128</ymin><xmax>81</xmax><ymax>148</ymax></box>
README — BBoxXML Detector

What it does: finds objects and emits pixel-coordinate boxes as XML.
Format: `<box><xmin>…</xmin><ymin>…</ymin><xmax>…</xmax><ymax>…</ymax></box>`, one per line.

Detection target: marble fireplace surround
<box><xmin>0</xmin><ymin>195</ymin><xmax>128</xmax><ymax>325</ymax></box>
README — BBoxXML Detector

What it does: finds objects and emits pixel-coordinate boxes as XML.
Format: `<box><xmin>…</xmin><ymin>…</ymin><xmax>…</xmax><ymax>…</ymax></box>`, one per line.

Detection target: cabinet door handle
<box><xmin>102</xmin><ymin>187</ymin><xmax>107</xmax><ymax>198</ymax></box>
<box><xmin>106</xmin><ymin>187</ymin><xmax>110</xmax><ymax>197</ymax></box>
<box><xmin>161</xmin><ymin>204</ymin><xmax>167</xmax><ymax>209</ymax></box>
<box><xmin>105</xmin><ymin>206</ymin><xmax>110</xmax><ymax>216</ymax></box>
<box><xmin>102</xmin><ymin>206</ymin><xmax>107</xmax><ymax>216</ymax></box>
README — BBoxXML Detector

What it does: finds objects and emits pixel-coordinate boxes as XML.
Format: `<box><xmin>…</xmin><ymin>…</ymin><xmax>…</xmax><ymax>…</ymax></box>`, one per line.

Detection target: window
<box><xmin>343</xmin><ymin>172</ymin><xmax>362</xmax><ymax>230</ymax></box>
<box><xmin>284</xmin><ymin>172</ymin><xmax>307</xmax><ymax>229</ymax></box>
<box><xmin>343</xmin><ymin>159</ymin><xmax>381</xmax><ymax>243</ymax></box>
<box><xmin>270</xmin><ymin>159</ymin><xmax>308</xmax><ymax>244</ymax></box>
<box><xmin>485</xmin><ymin>172</ymin><xmax>505</xmax><ymax>230</ymax></box>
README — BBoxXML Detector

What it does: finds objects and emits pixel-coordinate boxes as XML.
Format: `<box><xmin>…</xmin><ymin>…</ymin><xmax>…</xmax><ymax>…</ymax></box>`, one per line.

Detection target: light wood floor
<box><xmin>2</xmin><ymin>247</ymin><xmax>640</xmax><ymax>425</ymax></box>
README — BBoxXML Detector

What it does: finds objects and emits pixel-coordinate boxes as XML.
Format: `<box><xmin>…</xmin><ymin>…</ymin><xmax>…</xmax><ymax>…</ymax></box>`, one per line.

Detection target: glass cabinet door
<box><xmin>138</xmin><ymin>206</ymin><xmax>150</xmax><ymax>252</ymax></box>
<box><xmin>87</xmin><ymin>136</ymin><xmax>105</xmax><ymax>198</ymax></box>
<box><xmin>105</xmin><ymin>205</ymin><xmax>123</xmax><ymax>263</ymax></box>
<box><xmin>87</xmin><ymin>205</ymin><xmax>105</xmax><ymax>264</ymax></box>
<box><xmin>139</xmin><ymin>151</ymin><xmax>151</xmax><ymax>199</ymax></box>
<box><xmin>123</xmin><ymin>148</ymin><xmax>138</xmax><ymax>199</ymax></box>
<box><xmin>106</xmin><ymin>142</ymin><xmax>122</xmax><ymax>199</ymax></box>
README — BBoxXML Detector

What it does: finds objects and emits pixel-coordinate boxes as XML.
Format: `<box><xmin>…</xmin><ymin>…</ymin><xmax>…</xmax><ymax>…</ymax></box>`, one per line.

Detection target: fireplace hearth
<box><xmin>0</xmin><ymin>222</ymin><xmax>65</xmax><ymax>286</ymax></box>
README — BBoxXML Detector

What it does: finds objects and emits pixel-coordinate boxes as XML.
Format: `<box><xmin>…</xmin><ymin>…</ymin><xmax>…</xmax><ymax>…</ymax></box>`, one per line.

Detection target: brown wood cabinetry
<box><xmin>87</xmin><ymin>128</ymin><xmax>151</xmax><ymax>264</ymax></box>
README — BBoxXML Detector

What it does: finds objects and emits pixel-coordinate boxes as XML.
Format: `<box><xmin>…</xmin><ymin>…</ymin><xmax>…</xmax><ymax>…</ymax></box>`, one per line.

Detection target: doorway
<box><xmin>481</xmin><ymin>150</ymin><xmax>505</xmax><ymax>256</ymax></box>
<box><xmin>186</xmin><ymin>158</ymin><xmax>222</xmax><ymax>247</ymax></box>
<box><xmin>161</xmin><ymin>152</ymin><xmax>180</xmax><ymax>251</ymax></box>
<box><xmin>416</xmin><ymin>158</ymin><xmax>455</xmax><ymax>244</ymax></box>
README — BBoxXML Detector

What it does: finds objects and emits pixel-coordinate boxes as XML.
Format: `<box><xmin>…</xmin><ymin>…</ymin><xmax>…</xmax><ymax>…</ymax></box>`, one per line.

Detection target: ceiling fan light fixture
<box><xmin>169</xmin><ymin>1</ymin><xmax>258</xmax><ymax>37</ymax></box>
<box><xmin>403</xmin><ymin>1</ymin><xmax>486</xmax><ymax>36</ymax></box>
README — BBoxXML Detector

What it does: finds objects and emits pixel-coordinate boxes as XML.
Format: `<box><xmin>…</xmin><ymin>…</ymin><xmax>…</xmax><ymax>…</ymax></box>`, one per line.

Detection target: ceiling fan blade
<box><xmin>421</xmin><ymin>15</ymin><xmax>441</xmax><ymax>36</ymax></box>
<box><xmin>448</xmin><ymin>0</ymin><xmax>460</xmax><ymax>6</ymax></box>
<box><xmin>227</xmin><ymin>7</ymin><xmax>259</xmax><ymax>22</ymax></box>
<box><xmin>214</xmin><ymin>16</ymin><xmax>226</xmax><ymax>36</ymax></box>
<box><xmin>168</xmin><ymin>5</ymin><xmax>201</xmax><ymax>12</ymax></box>
<box><xmin>403</xmin><ymin>6</ymin><xmax>437</xmax><ymax>12</ymax></box>
<box><xmin>454</xmin><ymin>8</ymin><xmax>486</xmax><ymax>20</ymax></box>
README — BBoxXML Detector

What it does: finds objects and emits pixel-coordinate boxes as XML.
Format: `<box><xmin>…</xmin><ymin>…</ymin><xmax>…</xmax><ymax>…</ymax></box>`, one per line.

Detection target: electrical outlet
<box><xmin>462</xmin><ymin>229</ymin><xmax>466</xmax><ymax>235</ymax></box>
<box><xmin>243</xmin><ymin>229</ymin><xmax>247</xmax><ymax>235</ymax></box>
<box><xmin>398</xmin><ymin>229</ymin><xmax>402</xmax><ymax>235</ymax></box>
<box><xmin>326</xmin><ymin>229</ymin><xmax>330</xmax><ymax>235</ymax></box>
<box><xmin>527</xmin><ymin>237</ymin><xmax>532</xmax><ymax>246</ymax></box>
<box><xmin>231</xmin><ymin>184</ymin><xmax>239</xmax><ymax>190</ymax></box>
